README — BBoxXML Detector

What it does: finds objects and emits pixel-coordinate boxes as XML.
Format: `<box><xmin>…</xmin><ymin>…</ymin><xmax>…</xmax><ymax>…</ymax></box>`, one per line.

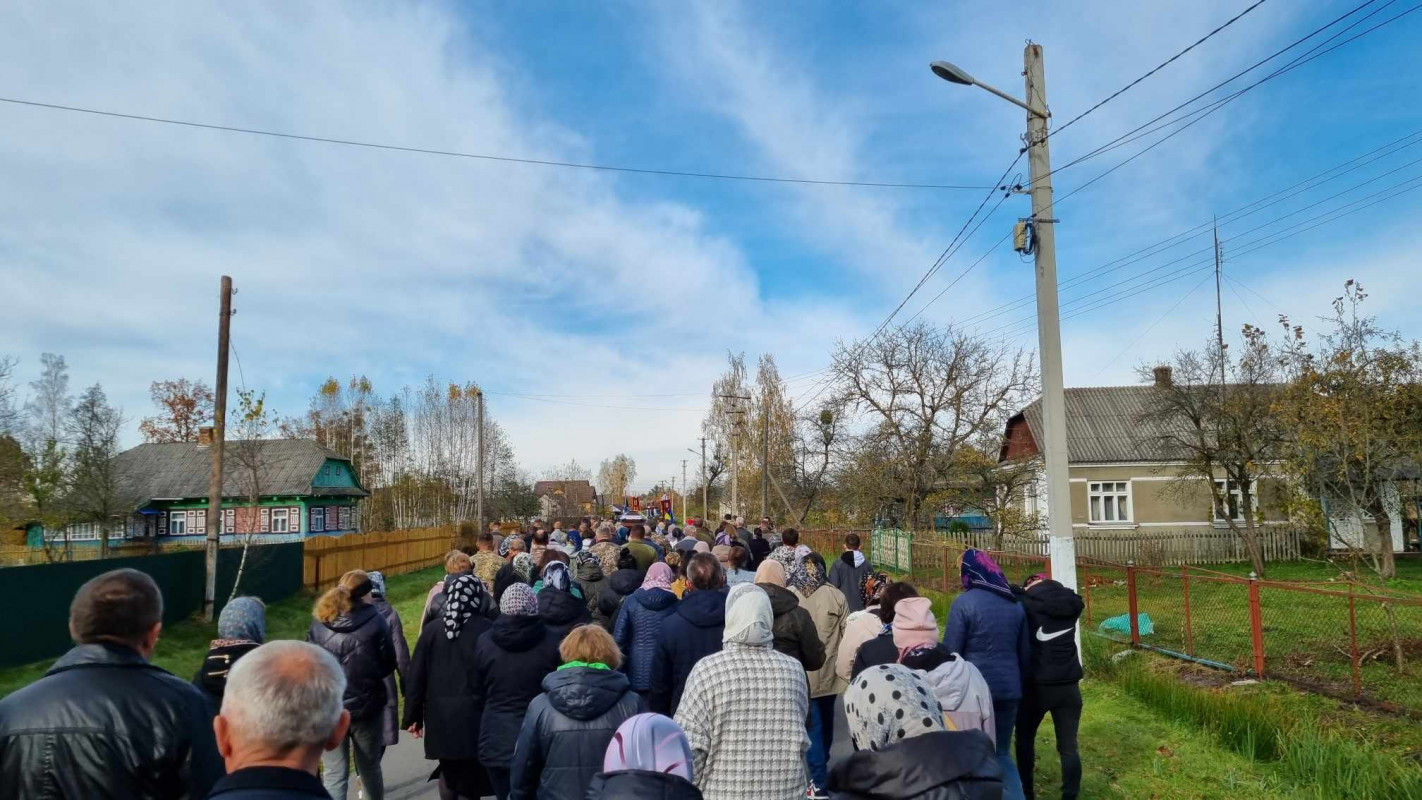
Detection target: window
<box><xmin>311</xmin><ymin>507</ymin><xmax>325</xmax><ymax>533</ymax></box>
<box><xmin>1088</xmin><ymin>481</ymin><xmax>1131</xmax><ymax>524</ymax></box>
<box><xmin>170</xmin><ymin>512</ymin><xmax>187</xmax><ymax>535</ymax></box>
<box><xmin>224</xmin><ymin>508</ymin><xmax>236</xmax><ymax>534</ymax></box>
<box><xmin>1213</xmin><ymin>480</ymin><xmax>1248</xmax><ymax>522</ymax></box>
<box><xmin>193</xmin><ymin>509</ymin><xmax>206</xmax><ymax>535</ymax></box>
<box><xmin>339</xmin><ymin>506</ymin><xmax>351</xmax><ymax>531</ymax></box>
<box><xmin>260</xmin><ymin>507</ymin><xmax>270</xmax><ymax>533</ymax></box>
<box><xmin>271</xmin><ymin>507</ymin><xmax>290</xmax><ymax>533</ymax></box>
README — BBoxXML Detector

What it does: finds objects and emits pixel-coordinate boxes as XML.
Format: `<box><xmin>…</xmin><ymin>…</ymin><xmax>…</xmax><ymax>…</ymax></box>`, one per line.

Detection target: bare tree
<box><xmin>831</xmin><ymin>322</ymin><xmax>1035</xmax><ymax>531</ymax></box>
<box><xmin>788</xmin><ymin>401</ymin><xmax>845</xmax><ymax>524</ymax></box>
<box><xmin>227</xmin><ymin>389</ymin><xmax>288</xmax><ymax>600</ymax></box>
<box><xmin>597</xmin><ymin>454</ymin><xmax>637</xmax><ymax>507</ymax></box>
<box><xmin>940</xmin><ymin>444</ymin><xmax>1044</xmax><ymax>550</ymax></box>
<box><xmin>66</xmin><ymin>384</ymin><xmax>124</xmax><ymax>558</ymax></box>
<box><xmin>1137</xmin><ymin>328</ymin><xmax>1286</xmax><ymax>578</ymax></box>
<box><xmin>0</xmin><ymin>355</ymin><xmax>18</xmax><ymax>435</ymax></box>
<box><xmin>25</xmin><ymin>353</ymin><xmax>71</xmax><ymax>451</ymax></box>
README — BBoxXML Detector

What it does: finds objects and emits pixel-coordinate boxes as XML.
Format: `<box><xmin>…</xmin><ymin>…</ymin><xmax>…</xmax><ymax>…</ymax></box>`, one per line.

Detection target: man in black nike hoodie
<box><xmin>1014</xmin><ymin>574</ymin><xmax>1085</xmax><ymax>800</ymax></box>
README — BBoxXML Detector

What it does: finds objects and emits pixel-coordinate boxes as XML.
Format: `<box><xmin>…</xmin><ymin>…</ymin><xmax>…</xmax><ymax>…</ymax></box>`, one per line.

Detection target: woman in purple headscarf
<box><xmin>942</xmin><ymin>548</ymin><xmax>1031</xmax><ymax>800</ymax></box>
<box><xmin>587</xmin><ymin>713</ymin><xmax>702</xmax><ymax>799</ymax></box>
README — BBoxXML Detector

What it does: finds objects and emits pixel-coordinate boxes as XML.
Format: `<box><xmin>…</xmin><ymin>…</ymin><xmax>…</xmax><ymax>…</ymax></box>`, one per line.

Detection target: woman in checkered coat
<box><xmin>674</xmin><ymin>584</ymin><xmax>809</xmax><ymax>800</ymax></box>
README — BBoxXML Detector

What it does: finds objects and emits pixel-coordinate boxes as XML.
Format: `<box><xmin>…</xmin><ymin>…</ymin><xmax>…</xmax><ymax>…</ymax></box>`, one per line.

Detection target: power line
<box><xmin>1050</xmin><ymin>0</ymin><xmax>1272</xmax><ymax>139</ymax></box>
<box><xmin>482</xmin><ymin>391</ymin><xmax>706</xmax><ymax>412</ymax></box>
<box><xmin>1091</xmin><ymin>272</ymin><xmax>1216</xmax><ymax>380</ymax></box>
<box><xmin>0</xmin><ymin>95</ymin><xmax>995</xmax><ymax>191</ymax></box>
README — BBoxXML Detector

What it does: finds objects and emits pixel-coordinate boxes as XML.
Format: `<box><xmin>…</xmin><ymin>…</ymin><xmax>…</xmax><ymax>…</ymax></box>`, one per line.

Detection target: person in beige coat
<box><xmin>790</xmin><ymin>553</ymin><xmax>846</xmax><ymax>792</ymax></box>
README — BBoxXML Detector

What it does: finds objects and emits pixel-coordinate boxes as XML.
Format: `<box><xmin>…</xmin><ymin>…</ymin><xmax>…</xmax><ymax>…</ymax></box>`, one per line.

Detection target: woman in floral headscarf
<box><xmin>793</xmin><ymin>552</ymin><xmax>847</xmax><ymax>793</ymax></box>
<box><xmin>537</xmin><ymin>561</ymin><xmax>592</xmax><ymax>642</ymax></box>
<box><xmin>588</xmin><ymin>713</ymin><xmax>702</xmax><ymax>799</ymax></box>
<box><xmin>944</xmin><ymin>548</ymin><xmax>1031</xmax><ymax>800</ymax></box>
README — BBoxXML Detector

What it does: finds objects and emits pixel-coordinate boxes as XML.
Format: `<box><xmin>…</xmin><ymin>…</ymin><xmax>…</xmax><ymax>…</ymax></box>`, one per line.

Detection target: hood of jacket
<box><xmin>828</xmin><ymin>730</ymin><xmax>1001</xmax><ymax>798</ymax></box>
<box><xmin>608</xmin><ymin>568</ymin><xmax>643</xmax><ymax>596</ymax></box>
<box><xmin>489</xmin><ymin>613</ymin><xmax>550</xmax><ymax>652</ymax></box>
<box><xmin>761</xmin><ymin>582</ymin><xmax>801</xmax><ymax>618</ymax></box>
<box><xmin>1018</xmin><ymin>580</ymin><xmax>1085</xmax><ymax>622</ymax></box>
<box><xmin>540</xmin><ymin>588</ymin><xmax>589</xmax><ymax>625</ymax></box>
<box><xmin>840</xmin><ymin>550</ymin><xmax>867</xmax><ymax>569</ymax></box>
<box><xmin>586</xmin><ymin>770</ymin><xmax>704</xmax><ymax>800</ymax></box>
<box><xmin>321</xmin><ymin>601</ymin><xmax>381</xmax><ymax>634</ymax></box>
<box><xmin>631</xmin><ymin>586</ymin><xmax>679</xmax><ymax>613</ymax></box>
<box><xmin>541</xmin><ymin>666</ymin><xmax>631</xmax><ymax>721</ymax></box>
<box><xmin>921</xmin><ymin>654</ymin><xmax>978</xmax><ymax>711</ymax></box>
<box><xmin>575</xmin><ymin>559</ymin><xmax>605</xmax><ymax>583</ymax></box>
<box><xmin>675</xmin><ymin>587</ymin><xmax>728</xmax><ymax>629</ymax></box>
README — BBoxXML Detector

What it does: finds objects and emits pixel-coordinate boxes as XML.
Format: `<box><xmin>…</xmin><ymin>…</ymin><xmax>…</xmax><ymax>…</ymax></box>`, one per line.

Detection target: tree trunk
<box><xmin>1369</xmin><ymin>511</ymin><xmax>1397</xmax><ymax>580</ymax></box>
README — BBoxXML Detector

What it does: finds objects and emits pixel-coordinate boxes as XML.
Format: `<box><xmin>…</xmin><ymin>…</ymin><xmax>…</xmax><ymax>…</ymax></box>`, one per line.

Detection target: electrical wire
<box><xmin>0</xmin><ymin>95</ymin><xmax>995</xmax><ymax>191</ymax></box>
<box><xmin>482</xmin><ymin>391</ymin><xmax>706</xmax><ymax>412</ymax></box>
<box><xmin>1090</xmin><ymin>272</ymin><xmax>1216</xmax><ymax>380</ymax></box>
<box><xmin>1049</xmin><ymin>0</ymin><xmax>1272</xmax><ymax>139</ymax></box>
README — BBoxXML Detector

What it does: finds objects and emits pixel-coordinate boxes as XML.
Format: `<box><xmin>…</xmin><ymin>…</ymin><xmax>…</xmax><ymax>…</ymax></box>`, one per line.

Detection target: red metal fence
<box><xmin>803</xmin><ymin>529</ymin><xmax>1422</xmax><ymax>716</ymax></box>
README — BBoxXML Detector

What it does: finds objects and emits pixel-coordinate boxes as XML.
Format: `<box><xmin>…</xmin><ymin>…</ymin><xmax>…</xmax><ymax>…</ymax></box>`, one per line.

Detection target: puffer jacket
<box><xmin>575</xmin><ymin>559</ymin><xmax>611</xmax><ymax>628</ymax></box>
<box><xmin>587</xmin><ymin>770</ymin><xmax>705</xmax><ymax>800</ymax></box>
<box><xmin>307</xmin><ymin>602</ymin><xmax>397</xmax><ymax>720</ymax></box>
<box><xmin>1015</xmin><ymin>580</ymin><xmax>1085</xmax><ymax>686</ymax></box>
<box><xmin>192</xmin><ymin>638</ymin><xmax>262</xmax><ymax>715</ymax></box>
<box><xmin>372</xmin><ymin>596</ymin><xmax>412</xmax><ymax>746</ymax></box>
<box><xmin>471</xmin><ymin>614</ymin><xmax>563</xmax><ymax>768</ymax></box>
<box><xmin>762</xmin><ymin>583</ymin><xmax>827</xmax><ymax>672</ymax></box>
<box><xmin>613</xmin><ymin>587</ymin><xmax>679</xmax><ymax>691</ymax></box>
<box><xmin>801</xmin><ymin>583</ymin><xmax>848</xmax><ymax>697</ymax></box>
<box><xmin>827</xmin><ymin>729</ymin><xmax>1002</xmax><ymax>800</ymax></box>
<box><xmin>0</xmin><ymin>643</ymin><xmax>224</xmax><ymax>800</ymax></box>
<box><xmin>649</xmin><ymin>586</ymin><xmax>727</xmax><ymax>715</ymax></box>
<box><xmin>510</xmin><ymin>666</ymin><xmax>644</xmax><ymax>800</ymax></box>
<box><xmin>942</xmin><ymin>588</ymin><xmax>1031</xmax><ymax>702</ymax></box>
<box><xmin>920</xmin><ymin>654</ymin><xmax>996</xmax><ymax>745</ymax></box>
<box><xmin>598</xmin><ymin>568</ymin><xmax>643</xmax><ymax>631</ymax></box>
<box><xmin>540</xmin><ymin>587</ymin><xmax>593</xmax><ymax>642</ymax></box>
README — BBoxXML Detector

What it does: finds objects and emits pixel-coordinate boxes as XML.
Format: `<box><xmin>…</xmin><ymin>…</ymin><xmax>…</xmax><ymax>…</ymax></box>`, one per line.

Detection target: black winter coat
<box><xmin>850</xmin><ymin>632</ymin><xmax>898</xmax><ymax>680</ymax></box>
<box><xmin>649</xmin><ymin>587</ymin><xmax>726</xmax><ymax>715</ymax></box>
<box><xmin>306</xmin><ymin>602</ymin><xmax>397</xmax><ymax>721</ymax></box>
<box><xmin>0</xmin><ymin>643</ymin><xmax>224</xmax><ymax>800</ymax></box>
<box><xmin>828</xmin><ymin>551</ymin><xmax>873</xmax><ymax>613</ymax></box>
<box><xmin>827</xmin><ymin>730</ymin><xmax>1003</xmax><ymax>800</ymax></box>
<box><xmin>495</xmin><ymin>562</ymin><xmax>531</xmax><ymax>605</ymax></box>
<box><xmin>587</xmin><ymin>770</ymin><xmax>705</xmax><ymax>800</ymax></box>
<box><xmin>599</xmin><ymin>568</ymin><xmax>642</xmax><ymax>628</ymax></box>
<box><xmin>206</xmin><ymin>766</ymin><xmax>331</xmax><ymax>799</ymax></box>
<box><xmin>192</xmin><ymin>638</ymin><xmax>261</xmax><ymax>716</ymax></box>
<box><xmin>1015</xmin><ymin>580</ymin><xmax>1085</xmax><ymax>686</ymax></box>
<box><xmin>402</xmin><ymin>612</ymin><xmax>495</xmax><ymax>762</ymax></box>
<box><xmin>612</xmin><ymin>587</ymin><xmax>679</xmax><ymax>692</ymax></box>
<box><xmin>762</xmin><ymin>583</ymin><xmax>827</xmax><ymax>672</ymax></box>
<box><xmin>575</xmin><ymin>560</ymin><xmax>611</xmax><ymax>629</ymax></box>
<box><xmin>747</xmin><ymin>535</ymin><xmax>771</xmax><ymax>569</ymax></box>
<box><xmin>540</xmin><ymin>587</ymin><xmax>593</xmax><ymax>641</ymax></box>
<box><xmin>471</xmin><ymin>614</ymin><xmax>564</xmax><ymax>768</ymax></box>
<box><xmin>509</xmin><ymin>667</ymin><xmax>643</xmax><ymax>800</ymax></box>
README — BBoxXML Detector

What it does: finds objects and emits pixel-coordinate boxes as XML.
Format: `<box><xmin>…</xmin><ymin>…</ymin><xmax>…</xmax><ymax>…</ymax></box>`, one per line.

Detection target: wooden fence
<box><xmin>303</xmin><ymin>527</ymin><xmax>456</xmax><ymax>590</ymax></box>
<box><xmin>929</xmin><ymin>527</ymin><xmax>1303</xmax><ymax>566</ymax></box>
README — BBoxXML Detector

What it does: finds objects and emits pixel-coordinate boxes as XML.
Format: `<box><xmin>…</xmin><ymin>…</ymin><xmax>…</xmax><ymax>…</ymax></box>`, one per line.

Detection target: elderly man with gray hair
<box><xmin>207</xmin><ymin>640</ymin><xmax>351</xmax><ymax>799</ymax></box>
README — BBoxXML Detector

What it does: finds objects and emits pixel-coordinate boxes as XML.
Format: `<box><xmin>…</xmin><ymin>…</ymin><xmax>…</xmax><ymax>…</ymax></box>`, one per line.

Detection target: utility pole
<box><xmin>476</xmin><ymin>388</ymin><xmax>485</xmax><ymax>539</ymax></box>
<box><xmin>681</xmin><ymin>459</ymin><xmax>688</xmax><ymax>522</ymax></box>
<box><xmin>204</xmin><ymin>276</ymin><xmax>232</xmax><ymax>622</ymax></box>
<box><xmin>1023</xmin><ymin>43</ymin><xmax>1077</xmax><ymax>593</ymax></box>
<box><xmin>699</xmin><ymin>438</ymin><xmax>707</xmax><ymax>521</ymax></box>
<box><xmin>719</xmin><ymin>394</ymin><xmax>751</xmax><ymax>520</ymax></box>
<box><xmin>1214</xmin><ymin>218</ymin><xmax>1227</xmax><ymax>392</ymax></box>
<box><xmin>760</xmin><ymin>395</ymin><xmax>770</xmax><ymax>521</ymax></box>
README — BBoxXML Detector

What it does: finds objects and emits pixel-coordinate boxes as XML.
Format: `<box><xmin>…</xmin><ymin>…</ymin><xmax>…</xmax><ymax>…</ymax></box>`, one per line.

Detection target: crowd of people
<box><xmin>0</xmin><ymin>514</ymin><xmax>1086</xmax><ymax>800</ymax></box>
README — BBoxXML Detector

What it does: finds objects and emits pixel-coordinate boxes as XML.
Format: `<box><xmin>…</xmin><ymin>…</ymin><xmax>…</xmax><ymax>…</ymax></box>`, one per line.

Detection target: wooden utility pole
<box><xmin>760</xmin><ymin>395</ymin><xmax>770</xmax><ymax>521</ymax></box>
<box><xmin>476</xmin><ymin>388</ymin><xmax>485</xmax><ymax>536</ymax></box>
<box><xmin>681</xmin><ymin>459</ymin><xmax>688</xmax><ymax>522</ymax></box>
<box><xmin>204</xmin><ymin>276</ymin><xmax>232</xmax><ymax>622</ymax></box>
<box><xmin>1214</xmin><ymin>218</ymin><xmax>1227</xmax><ymax>393</ymax></box>
<box><xmin>700</xmin><ymin>437</ymin><xmax>708</xmax><ymax>521</ymax></box>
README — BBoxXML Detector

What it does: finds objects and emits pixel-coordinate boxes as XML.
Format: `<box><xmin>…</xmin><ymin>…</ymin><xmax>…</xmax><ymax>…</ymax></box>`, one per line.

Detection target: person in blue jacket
<box><xmin>613</xmin><ymin>562</ymin><xmax>680</xmax><ymax>698</ymax></box>
<box><xmin>943</xmin><ymin>548</ymin><xmax>1032</xmax><ymax>800</ymax></box>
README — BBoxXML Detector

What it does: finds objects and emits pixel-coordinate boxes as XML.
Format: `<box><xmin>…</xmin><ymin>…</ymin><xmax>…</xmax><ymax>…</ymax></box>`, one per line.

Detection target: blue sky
<box><xmin>1</xmin><ymin>0</ymin><xmax>1419</xmax><ymax>487</ymax></box>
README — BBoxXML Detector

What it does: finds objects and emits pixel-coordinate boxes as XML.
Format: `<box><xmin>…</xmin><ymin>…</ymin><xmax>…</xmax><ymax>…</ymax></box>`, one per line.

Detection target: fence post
<box><xmin>1181</xmin><ymin>564</ymin><xmax>1194</xmax><ymax>656</ymax></box>
<box><xmin>313</xmin><ymin>554</ymin><xmax>322</xmax><ymax>591</ymax></box>
<box><xmin>940</xmin><ymin>543</ymin><xmax>950</xmax><ymax>594</ymax></box>
<box><xmin>1347</xmin><ymin>584</ymin><xmax>1362</xmax><ymax>698</ymax></box>
<box><xmin>1127</xmin><ymin>560</ymin><xmax>1140</xmax><ymax>647</ymax></box>
<box><xmin>1082</xmin><ymin>564</ymin><xmax>1092</xmax><ymax>626</ymax></box>
<box><xmin>1248</xmin><ymin>571</ymin><xmax>1265</xmax><ymax>676</ymax></box>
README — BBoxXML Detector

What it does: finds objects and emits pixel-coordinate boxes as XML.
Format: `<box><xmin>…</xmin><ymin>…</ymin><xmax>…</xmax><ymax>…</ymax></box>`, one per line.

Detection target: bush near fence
<box><xmin>803</xmin><ymin>529</ymin><xmax>1422</xmax><ymax>717</ymax></box>
<box><xmin>303</xmin><ymin>527</ymin><xmax>455</xmax><ymax>590</ymax></box>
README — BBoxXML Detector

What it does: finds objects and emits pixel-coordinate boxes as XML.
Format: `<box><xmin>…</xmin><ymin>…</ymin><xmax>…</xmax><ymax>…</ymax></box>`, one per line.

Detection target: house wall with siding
<box><xmin>1049</xmin><ymin>464</ymin><xmax>1291</xmax><ymax>528</ymax></box>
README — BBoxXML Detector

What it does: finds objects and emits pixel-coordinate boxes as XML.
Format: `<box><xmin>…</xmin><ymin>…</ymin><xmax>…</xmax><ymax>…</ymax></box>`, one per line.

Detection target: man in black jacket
<box><xmin>1014</xmin><ymin>574</ymin><xmax>1086</xmax><ymax>800</ymax></box>
<box><xmin>648</xmin><ymin>553</ymin><xmax>727</xmax><ymax>716</ymax></box>
<box><xmin>827</xmin><ymin>532</ymin><xmax>872</xmax><ymax>613</ymax></box>
<box><xmin>0</xmin><ymin>568</ymin><xmax>224</xmax><ymax>799</ymax></box>
<box><xmin>208</xmin><ymin>640</ymin><xmax>350</xmax><ymax>799</ymax></box>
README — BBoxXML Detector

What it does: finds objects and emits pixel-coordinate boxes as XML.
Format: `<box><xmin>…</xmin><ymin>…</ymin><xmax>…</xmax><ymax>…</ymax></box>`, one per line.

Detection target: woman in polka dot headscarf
<box><xmin>831</xmin><ymin>663</ymin><xmax>1003</xmax><ymax>799</ymax></box>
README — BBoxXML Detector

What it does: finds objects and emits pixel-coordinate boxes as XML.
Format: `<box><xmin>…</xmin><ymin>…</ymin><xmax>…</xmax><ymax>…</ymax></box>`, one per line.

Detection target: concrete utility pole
<box><xmin>204</xmin><ymin>275</ymin><xmax>232</xmax><ymax>622</ymax></box>
<box><xmin>681</xmin><ymin>459</ymin><xmax>688</xmax><ymax>522</ymax></box>
<box><xmin>476</xmin><ymin>388</ymin><xmax>485</xmax><ymax>537</ymax></box>
<box><xmin>1021</xmin><ymin>44</ymin><xmax>1078</xmax><ymax>593</ymax></box>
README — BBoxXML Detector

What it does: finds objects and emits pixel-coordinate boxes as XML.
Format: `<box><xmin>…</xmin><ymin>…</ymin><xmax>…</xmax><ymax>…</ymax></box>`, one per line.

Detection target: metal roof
<box><xmin>113</xmin><ymin>439</ymin><xmax>368</xmax><ymax>510</ymax></box>
<box><xmin>1014</xmin><ymin>386</ymin><xmax>1189</xmax><ymax>464</ymax></box>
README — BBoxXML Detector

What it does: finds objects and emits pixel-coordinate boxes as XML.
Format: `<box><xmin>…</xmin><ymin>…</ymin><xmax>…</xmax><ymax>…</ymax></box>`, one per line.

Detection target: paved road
<box><xmin>373</xmin><ymin>696</ymin><xmax>856</xmax><ymax>799</ymax></box>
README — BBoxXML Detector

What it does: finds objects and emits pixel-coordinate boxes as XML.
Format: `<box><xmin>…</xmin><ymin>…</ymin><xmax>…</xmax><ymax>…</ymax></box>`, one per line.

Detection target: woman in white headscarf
<box><xmin>673</xmin><ymin>584</ymin><xmax>809</xmax><ymax>800</ymax></box>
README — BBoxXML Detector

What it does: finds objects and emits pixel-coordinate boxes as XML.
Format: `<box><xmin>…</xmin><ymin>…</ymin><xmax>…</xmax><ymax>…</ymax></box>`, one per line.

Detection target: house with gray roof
<box><xmin>29</xmin><ymin>435</ymin><xmax>368</xmax><ymax>546</ymax></box>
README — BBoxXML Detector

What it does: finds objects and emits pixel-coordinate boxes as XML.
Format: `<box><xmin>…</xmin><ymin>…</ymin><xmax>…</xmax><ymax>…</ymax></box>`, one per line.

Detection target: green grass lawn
<box><xmin>0</xmin><ymin>565</ymin><xmax>444</xmax><ymax>699</ymax></box>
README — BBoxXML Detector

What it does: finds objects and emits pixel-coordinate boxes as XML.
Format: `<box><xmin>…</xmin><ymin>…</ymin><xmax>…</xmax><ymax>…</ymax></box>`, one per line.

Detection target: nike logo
<box><xmin>1036</xmin><ymin>626</ymin><xmax>1072</xmax><ymax>642</ymax></box>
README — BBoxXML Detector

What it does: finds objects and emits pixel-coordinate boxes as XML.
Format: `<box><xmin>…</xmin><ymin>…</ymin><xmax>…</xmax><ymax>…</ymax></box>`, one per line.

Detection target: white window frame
<box><xmin>271</xmin><ymin>507</ymin><xmax>290</xmax><ymax>533</ymax></box>
<box><xmin>170</xmin><ymin>512</ymin><xmax>187</xmax><ymax>536</ymax></box>
<box><xmin>1212</xmin><ymin>479</ymin><xmax>1255</xmax><ymax>523</ymax></box>
<box><xmin>311</xmin><ymin>507</ymin><xmax>325</xmax><ymax>533</ymax></box>
<box><xmin>1088</xmin><ymin>481</ymin><xmax>1133</xmax><ymax>524</ymax></box>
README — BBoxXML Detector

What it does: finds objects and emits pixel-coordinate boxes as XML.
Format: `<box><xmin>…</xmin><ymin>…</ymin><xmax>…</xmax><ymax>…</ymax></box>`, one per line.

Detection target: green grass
<box><xmin>0</xmin><ymin>565</ymin><xmax>444</xmax><ymax>699</ymax></box>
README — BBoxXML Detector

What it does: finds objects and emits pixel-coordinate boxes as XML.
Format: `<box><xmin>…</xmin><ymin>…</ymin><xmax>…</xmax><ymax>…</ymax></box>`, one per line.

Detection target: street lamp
<box><xmin>931</xmin><ymin>45</ymin><xmax>1078</xmax><ymax>595</ymax></box>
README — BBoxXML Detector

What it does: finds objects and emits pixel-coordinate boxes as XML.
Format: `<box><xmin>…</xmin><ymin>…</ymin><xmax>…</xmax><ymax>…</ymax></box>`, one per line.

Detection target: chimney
<box><xmin>1152</xmin><ymin>365</ymin><xmax>1173</xmax><ymax>389</ymax></box>
<box><xmin>197</xmin><ymin>426</ymin><xmax>214</xmax><ymax>447</ymax></box>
